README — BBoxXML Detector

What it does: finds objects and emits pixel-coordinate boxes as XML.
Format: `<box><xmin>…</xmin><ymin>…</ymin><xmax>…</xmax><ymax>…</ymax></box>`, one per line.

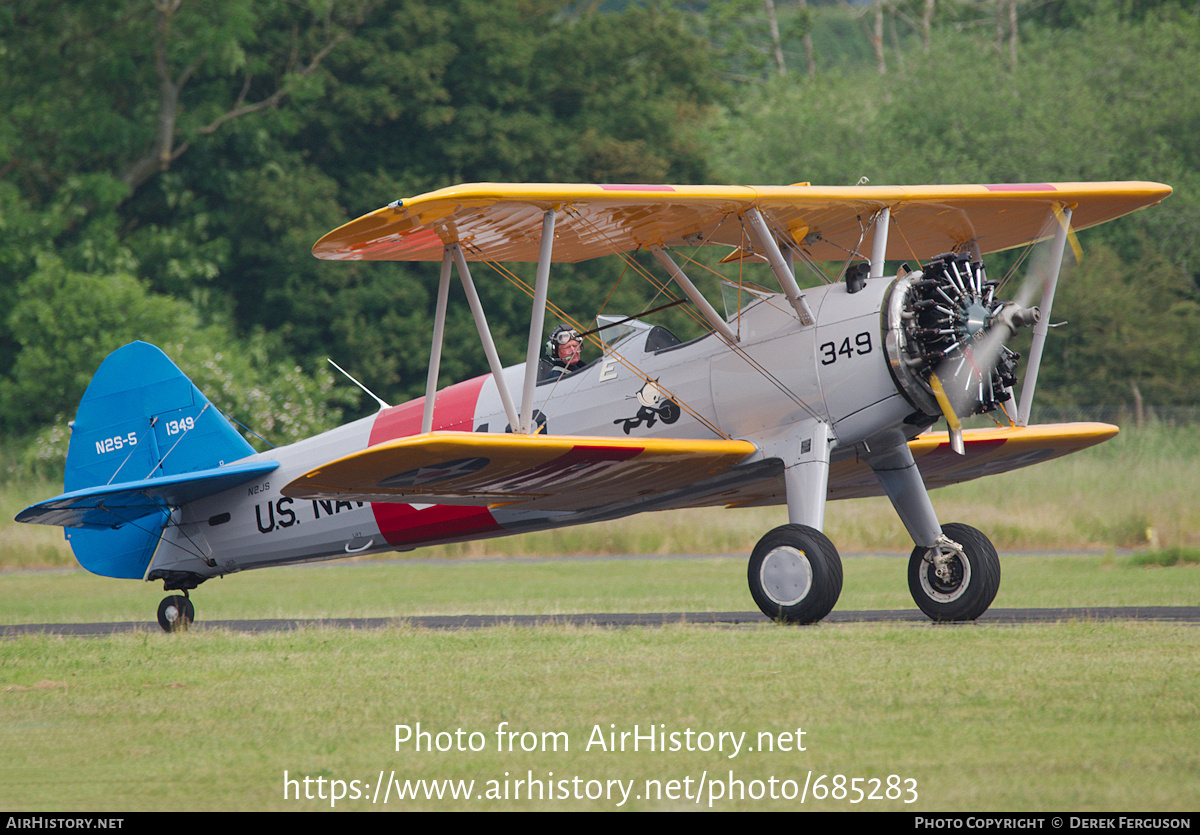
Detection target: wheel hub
<box><xmin>920</xmin><ymin>537</ymin><xmax>971</xmax><ymax>603</ymax></box>
<box><xmin>759</xmin><ymin>546</ymin><xmax>813</xmax><ymax>607</ymax></box>
<box><xmin>927</xmin><ymin>555</ymin><xmax>963</xmax><ymax>591</ymax></box>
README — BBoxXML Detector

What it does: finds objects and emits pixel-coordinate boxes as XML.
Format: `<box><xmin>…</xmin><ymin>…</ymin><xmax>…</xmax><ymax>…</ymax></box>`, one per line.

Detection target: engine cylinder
<box><xmin>883</xmin><ymin>253</ymin><xmax>1020</xmax><ymax>420</ymax></box>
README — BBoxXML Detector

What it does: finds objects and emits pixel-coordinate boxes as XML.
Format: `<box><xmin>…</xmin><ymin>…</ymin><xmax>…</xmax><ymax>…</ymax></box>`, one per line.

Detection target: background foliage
<box><xmin>2</xmin><ymin>0</ymin><xmax>1197</xmax><ymax>471</ymax></box>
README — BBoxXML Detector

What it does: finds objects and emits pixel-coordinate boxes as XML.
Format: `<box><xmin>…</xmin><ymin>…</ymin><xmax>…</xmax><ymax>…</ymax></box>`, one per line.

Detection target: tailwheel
<box><xmin>157</xmin><ymin>594</ymin><xmax>195</xmax><ymax>633</ymax></box>
<box><xmin>748</xmin><ymin>524</ymin><xmax>843</xmax><ymax>624</ymax></box>
<box><xmin>908</xmin><ymin>523</ymin><xmax>1000</xmax><ymax>622</ymax></box>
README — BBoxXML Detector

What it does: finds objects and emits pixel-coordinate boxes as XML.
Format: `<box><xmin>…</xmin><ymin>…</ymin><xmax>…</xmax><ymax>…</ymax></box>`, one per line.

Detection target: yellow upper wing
<box><xmin>313</xmin><ymin>181</ymin><xmax>1171</xmax><ymax>264</ymax></box>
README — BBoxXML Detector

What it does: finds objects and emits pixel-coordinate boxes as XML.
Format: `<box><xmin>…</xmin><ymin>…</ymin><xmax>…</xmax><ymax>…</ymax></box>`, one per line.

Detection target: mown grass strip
<box><xmin>1</xmin><ymin>621</ymin><xmax>1197</xmax><ymax>811</ymax></box>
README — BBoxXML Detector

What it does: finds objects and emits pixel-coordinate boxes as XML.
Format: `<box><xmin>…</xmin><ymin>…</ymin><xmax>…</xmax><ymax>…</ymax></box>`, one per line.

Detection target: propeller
<box><xmin>929</xmin><ymin>301</ymin><xmax>1039</xmax><ymax>454</ymax></box>
<box><xmin>924</xmin><ymin>208</ymin><xmax>1079</xmax><ymax>454</ymax></box>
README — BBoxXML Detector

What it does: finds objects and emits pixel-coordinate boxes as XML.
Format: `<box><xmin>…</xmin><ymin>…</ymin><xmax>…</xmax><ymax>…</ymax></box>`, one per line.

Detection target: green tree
<box><xmin>1</xmin><ymin>0</ymin><xmax>364</xmax><ymax>207</ymax></box>
<box><xmin>196</xmin><ymin>0</ymin><xmax>725</xmax><ymax>405</ymax></box>
<box><xmin>0</xmin><ymin>0</ymin><xmax>370</xmax><ymax>436</ymax></box>
<box><xmin>1036</xmin><ymin>243</ymin><xmax>1200</xmax><ymax>409</ymax></box>
<box><xmin>702</xmin><ymin>4</ymin><xmax>1200</xmax><ymax>406</ymax></box>
<box><xmin>0</xmin><ymin>0</ymin><xmax>729</xmax><ymax>442</ymax></box>
<box><xmin>2</xmin><ymin>258</ymin><xmax>349</xmax><ymax>474</ymax></box>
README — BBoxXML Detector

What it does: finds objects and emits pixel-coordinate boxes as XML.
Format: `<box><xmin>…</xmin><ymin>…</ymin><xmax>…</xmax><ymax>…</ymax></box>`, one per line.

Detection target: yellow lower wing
<box><xmin>825</xmin><ymin>422</ymin><xmax>1118</xmax><ymax>501</ymax></box>
<box><xmin>285</xmin><ymin>424</ymin><xmax>1115</xmax><ymax>513</ymax></box>
<box><xmin>283</xmin><ymin>432</ymin><xmax>757</xmax><ymax>510</ymax></box>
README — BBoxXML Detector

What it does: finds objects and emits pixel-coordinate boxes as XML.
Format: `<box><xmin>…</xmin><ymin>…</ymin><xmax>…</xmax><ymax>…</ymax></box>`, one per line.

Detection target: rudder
<box><xmin>61</xmin><ymin>342</ymin><xmax>257</xmax><ymax>579</ymax></box>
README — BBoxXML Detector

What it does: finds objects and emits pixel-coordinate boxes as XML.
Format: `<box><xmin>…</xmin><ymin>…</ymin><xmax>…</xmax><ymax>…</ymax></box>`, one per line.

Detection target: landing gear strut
<box><xmin>157</xmin><ymin>593</ymin><xmax>195</xmax><ymax>633</ymax></box>
<box><xmin>747</xmin><ymin>524</ymin><xmax>843</xmax><ymax>624</ymax></box>
<box><xmin>907</xmin><ymin>523</ymin><xmax>1000</xmax><ymax>621</ymax></box>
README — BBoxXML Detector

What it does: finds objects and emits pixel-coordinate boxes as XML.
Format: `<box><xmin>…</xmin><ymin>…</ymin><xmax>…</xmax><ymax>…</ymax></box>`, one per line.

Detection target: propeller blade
<box><xmin>1011</xmin><ymin>207</ymin><xmax>1080</xmax><ymax>310</ymax></box>
<box><xmin>929</xmin><ymin>208</ymin><xmax>1078</xmax><ymax>453</ymax></box>
<box><xmin>895</xmin><ymin>214</ymin><xmax>1080</xmax><ymax>455</ymax></box>
<box><xmin>929</xmin><ymin>372</ymin><xmax>965</xmax><ymax>455</ymax></box>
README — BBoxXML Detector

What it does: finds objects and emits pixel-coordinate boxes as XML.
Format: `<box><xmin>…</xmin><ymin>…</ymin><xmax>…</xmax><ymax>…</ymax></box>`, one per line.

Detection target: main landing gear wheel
<box><xmin>157</xmin><ymin>594</ymin><xmax>195</xmax><ymax>633</ymax></box>
<box><xmin>907</xmin><ymin>523</ymin><xmax>1000</xmax><ymax>622</ymax></box>
<box><xmin>748</xmin><ymin>524</ymin><xmax>843</xmax><ymax>624</ymax></box>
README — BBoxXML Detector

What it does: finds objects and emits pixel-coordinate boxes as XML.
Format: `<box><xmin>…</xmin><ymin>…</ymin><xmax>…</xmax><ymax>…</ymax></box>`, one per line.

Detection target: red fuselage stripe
<box><xmin>367</xmin><ymin>375</ymin><xmax>500</xmax><ymax>546</ymax></box>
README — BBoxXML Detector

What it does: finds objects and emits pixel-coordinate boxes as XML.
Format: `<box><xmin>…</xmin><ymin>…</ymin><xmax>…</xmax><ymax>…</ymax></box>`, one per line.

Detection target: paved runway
<box><xmin>4</xmin><ymin>606</ymin><xmax>1198</xmax><ymax>636</ymax></box>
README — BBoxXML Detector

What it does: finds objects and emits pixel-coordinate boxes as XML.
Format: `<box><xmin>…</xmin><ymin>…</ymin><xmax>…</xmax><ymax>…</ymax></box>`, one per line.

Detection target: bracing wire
<box><xmin>463</xmin><ymin>241</ymin><xmax>732</xmax><ymax>439</ymax></box>
<box><xmin>468</xmin><ymin>205</ymin><xmax>827</xmax><ymax>428</ymax></box>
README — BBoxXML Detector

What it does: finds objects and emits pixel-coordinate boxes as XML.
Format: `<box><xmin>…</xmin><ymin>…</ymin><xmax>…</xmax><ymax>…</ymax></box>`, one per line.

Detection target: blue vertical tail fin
<box><xmin>18</xmin><ymin>342</ymin><xmax>275</xmax><ymax>580</ymax></box>
<box><xmin>65</xmin><ymin>342</ymin><xmax>257</xmax><ymax>492</ymax></box>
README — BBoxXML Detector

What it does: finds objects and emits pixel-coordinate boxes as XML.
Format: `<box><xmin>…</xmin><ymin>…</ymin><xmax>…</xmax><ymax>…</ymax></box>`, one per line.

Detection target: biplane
<box><xmin>17</xmin><ymin>180</ymin><xmax>1171</xmax><ymax>631</ymax></box>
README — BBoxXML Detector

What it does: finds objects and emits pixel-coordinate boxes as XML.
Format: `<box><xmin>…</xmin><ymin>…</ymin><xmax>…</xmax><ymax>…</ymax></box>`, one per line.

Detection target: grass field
<box><xmin>1</xmin><ymin>555</ymin><xmax>1198</xmax><ymax>812</ymax></box>
<box><xmin>1</xmin><ymin>619</ymin><xmax>1197</xmax><ymax>812</ymax></box>
<box><xmin>1</xmin><ymin>423</ymin><xmax>1197</xmax><ymax>812</ymax></box>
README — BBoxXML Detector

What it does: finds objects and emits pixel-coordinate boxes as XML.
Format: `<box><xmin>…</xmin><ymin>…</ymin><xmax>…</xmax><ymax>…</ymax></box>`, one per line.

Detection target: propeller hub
<box><xmin>990</xmin><ymin>302</ymin><xmax>1040</xmax><ymax>337</ymax></box>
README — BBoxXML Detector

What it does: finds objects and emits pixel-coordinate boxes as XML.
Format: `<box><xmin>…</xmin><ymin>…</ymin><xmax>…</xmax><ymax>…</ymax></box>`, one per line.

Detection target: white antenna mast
<box><xmin>328</xmin><ymin>358</ymin><xmax>390</xmax><ymax>410</ymax></box>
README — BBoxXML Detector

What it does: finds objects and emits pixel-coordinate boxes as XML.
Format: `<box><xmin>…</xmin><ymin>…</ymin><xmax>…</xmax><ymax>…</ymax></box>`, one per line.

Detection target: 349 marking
<box><xmin>819</xmin><ymin>331</ymin><xmax>872</xmax><ymax>365</ymax></box>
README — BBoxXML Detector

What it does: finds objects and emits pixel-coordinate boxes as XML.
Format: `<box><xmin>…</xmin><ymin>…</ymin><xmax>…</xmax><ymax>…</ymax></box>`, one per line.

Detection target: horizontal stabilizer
<box><xmin>17</xmin><ymin>460</ymin><xmax>278</xmax><ymax>529</ymax></box>
<box><xmin>284</xmin><ymin>432</ymin><xmax>755</xmax><ymax>510</ymax></box>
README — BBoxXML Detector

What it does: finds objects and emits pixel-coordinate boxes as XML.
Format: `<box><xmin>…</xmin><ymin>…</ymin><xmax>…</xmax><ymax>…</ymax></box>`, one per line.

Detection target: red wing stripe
<box><xmin>475</xmin><ymin>444</ymin><xmax>644</xmax><ymax>493</ymax></box>
<box><xmin>599</xmin><ymin>184</ymin><xmax>677</xmax><ymax>192</ymax></box>
<box><xmin>983</xmin><ymin>183</ymin><xmax>1056</xmax><ymax>192</ymax></box>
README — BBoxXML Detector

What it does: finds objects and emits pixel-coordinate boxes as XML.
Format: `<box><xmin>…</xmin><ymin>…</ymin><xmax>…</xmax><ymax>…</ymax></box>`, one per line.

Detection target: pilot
<box><xmin>545</xmin><ymin>325</ymin><xmax>583</xmax><ymax>371</ymax></box>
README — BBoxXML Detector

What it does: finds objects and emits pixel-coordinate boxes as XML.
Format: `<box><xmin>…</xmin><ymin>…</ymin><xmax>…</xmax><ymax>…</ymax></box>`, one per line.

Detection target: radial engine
<box><xmin>884</xmin><ymin>252</ymin><xmax>1039</xmax><ymax>423</ymax></box>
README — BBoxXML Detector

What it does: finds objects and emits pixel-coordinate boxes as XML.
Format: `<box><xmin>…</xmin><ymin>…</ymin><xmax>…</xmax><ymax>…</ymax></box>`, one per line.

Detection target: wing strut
<box><xmin>519</xmin><ymin>210</ymin><xmax>557</xmax><ymax>434</ymax></box>
<box><xmin>743</xmin><ymin>208</ymin><xmax>815</xmax><ymax>325</ymax></box>
<box><xmin>450</xmin><ymin>242</ymin><xmax>521</xmax><ymax>432</ymax></box>
<box><xmin>421</xmin><ymin>249</ymin><xmax>454</xmax><ymax>433</ymax></box>
<box><xmin>869</xmin><ymin>207</ymin><xmax>891</xmax><ymax>279</ymax></box>
<box><xmin>1016</xmin><ymin>206</ymin><xmax>1072</xmax><ymax>426</ymax></box>
<box><xmin>648</xmin><ymin>245</ymin><xmax>738</xmax><ymax>343</ymax></box>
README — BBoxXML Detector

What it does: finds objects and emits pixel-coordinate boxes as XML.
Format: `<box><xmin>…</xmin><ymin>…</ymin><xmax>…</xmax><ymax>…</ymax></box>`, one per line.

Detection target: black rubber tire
<box><xmin>157</xmin><ymin>595</ymin><xmax>195</xmax><ymax>633</ymax></box>
<box><xmin>907</xmin><ymin>523</ymin><xmax>1000</xmax><ymax>622</ymax></box>
<box><xmin>748</xmin><ymin>524</ymin><xmax>843</xmax><ymax>624</ymax></box>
